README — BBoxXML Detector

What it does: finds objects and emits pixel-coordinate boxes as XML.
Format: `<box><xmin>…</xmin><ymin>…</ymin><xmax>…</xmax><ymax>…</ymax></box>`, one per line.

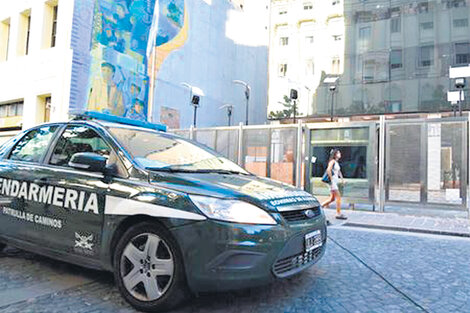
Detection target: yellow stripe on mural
<box><xmin>149</xmin><ymin>8</ymin><xmax>189</xmax><ymax>78</ymax></box>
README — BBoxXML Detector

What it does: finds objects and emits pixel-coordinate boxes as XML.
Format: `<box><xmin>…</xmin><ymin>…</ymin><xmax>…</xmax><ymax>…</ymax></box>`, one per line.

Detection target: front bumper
<box><xmin>170</xmin><ymin>214</ymin><xmax>327</xmax><ymax>293</ymax></box>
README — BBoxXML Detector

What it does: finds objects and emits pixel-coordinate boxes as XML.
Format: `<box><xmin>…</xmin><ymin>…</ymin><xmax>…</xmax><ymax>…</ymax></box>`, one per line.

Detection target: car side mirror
<box><xmin>69</xmin><ymin>152</ymin><xmax>107</xmax><ymax>173</ymax></box>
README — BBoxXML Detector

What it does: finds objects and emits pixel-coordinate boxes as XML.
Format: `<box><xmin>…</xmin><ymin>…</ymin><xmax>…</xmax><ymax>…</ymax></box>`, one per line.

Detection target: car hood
<box><xmin>149</xmin><ymin>172</ymin><xmax>320</xmax><ymax>212</ymax></box>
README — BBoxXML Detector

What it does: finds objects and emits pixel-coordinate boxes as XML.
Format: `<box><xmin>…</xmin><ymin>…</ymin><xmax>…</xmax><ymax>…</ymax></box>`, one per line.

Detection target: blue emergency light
<box><xmin>74</xmin><ymin>111</ymin><xmax>167</xmax><ymax>132</ymax></box>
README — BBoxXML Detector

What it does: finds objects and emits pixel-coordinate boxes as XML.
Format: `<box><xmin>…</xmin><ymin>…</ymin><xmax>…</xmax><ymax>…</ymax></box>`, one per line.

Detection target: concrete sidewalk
<box><xmin>324</xmin><ymin>208</ymin><xmax>470</xmax><ymax>237</ymax></box>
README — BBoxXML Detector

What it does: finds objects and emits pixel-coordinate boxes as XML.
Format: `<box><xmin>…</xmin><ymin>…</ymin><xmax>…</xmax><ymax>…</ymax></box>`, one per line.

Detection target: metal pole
<box><xmin>189</xmin><ymin>124</ymin><xmax>195</xmax><ymax>140</ymax></box>
<box><xmin>304</xmin><ymin>124</ymin><xmax>312</xmax><ymax>192</ymax></box>
<box><xmin>330</xmin><ymin>91</ymin><xmax>334</xmax><ymax>122</ymax></box>
<box><xmin>193</xmin><ymin>105</ymin><xmax>197</xmax><ymax>128</ymax></box>
<box><xmin>461</xmin><ymin>118</ymin><xmax>468</xmax><ymax>213</ymax></box>
<box><xmin>245</xmin><ymin>91</ymin><xmax>249</xmax><ymax>126</ymax></box>
<box><xmin>378</xmin><ymin>115</ymin><xmax>386</xmax><ymax>212</ymax></box>
<box><xmin>266</xmin><ymin>128</ymin><xmax>272</xmax><ymax>178</ymax></box>
<box><xmin>238</xmin><ymin>122</ymin><xmax>244</xmax><ymax>167</ymax></box>
<box><xmin>459</xmin><ymin>88</ymin><xmax>463</xmax><ymax>117</ymax></box>
<box><xmin>147</xmin><ymin>47</ymin><xmax>157</xmax><ymax>122</ymax></box>
<box><xmin>293</xmin><ymin>100</ymin><xmax>297</xmax><ymax>124</ymax></box>
<box><xmin>467</xmin><ymin>115</ymin><xmax>470</xmax><ymax>218</ymax></box>
<box><xmin>295</xmin><ymin>120</ymin><xmax>303</xmax><ymax>188</ymax></box>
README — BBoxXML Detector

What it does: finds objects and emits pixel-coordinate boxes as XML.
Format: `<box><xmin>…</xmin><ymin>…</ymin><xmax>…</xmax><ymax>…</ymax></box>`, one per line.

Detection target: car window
<box><xmin>107</xmin><ymin>126</ymin><xmax>248</xmax><ymax>174</ymax></box>
<box><xmin>9</xmin><ymin>126</ymin><xmax>59</xmax><ymax>163</ymax></box>
<box><xmin>49</xmin><ymin>125</ymin><xmax>127</xmax><ymax>177</ymax></box>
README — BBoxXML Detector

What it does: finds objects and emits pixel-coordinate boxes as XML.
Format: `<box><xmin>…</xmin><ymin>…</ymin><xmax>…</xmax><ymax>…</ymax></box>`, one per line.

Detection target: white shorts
<box><xmin>330</xmin><ymin>182</ymin><xmax>339</xmax><ymax>191</ymax></box>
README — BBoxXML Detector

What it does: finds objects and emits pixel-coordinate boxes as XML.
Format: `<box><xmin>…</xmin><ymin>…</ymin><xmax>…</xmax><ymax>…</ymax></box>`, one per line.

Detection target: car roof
<box><xmin>65</xmin><ymin>119</ymin><xmax>167</xmax><ymax>135</ymax></box>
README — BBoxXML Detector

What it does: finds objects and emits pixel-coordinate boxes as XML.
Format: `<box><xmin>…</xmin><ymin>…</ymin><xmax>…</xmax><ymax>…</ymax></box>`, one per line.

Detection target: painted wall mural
<box><xmin>70</xmin><ymin>0</ymin><xmax>188</xmax><ymax>121</ymax></box>
<box><xmin>160</xmin><ymin>106</ymin><xmax>181</xmax><ymax>129</ymax></box>
<box><xmin>69</xmin><ymin>0</ymin><xmax>268</xmax><ymax>129</ymax></box>
<box><xmin>150</xmin><ymin>0</ymin><xmax>188</xmax><ymax>77</ymax></box>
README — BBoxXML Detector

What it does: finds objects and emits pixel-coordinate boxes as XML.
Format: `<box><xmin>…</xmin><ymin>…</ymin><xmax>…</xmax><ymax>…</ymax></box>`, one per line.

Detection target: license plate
<box><xmin>305</xmin><ymin>230</ymin><xmax>322</xmax><ymax>252</ymax></box>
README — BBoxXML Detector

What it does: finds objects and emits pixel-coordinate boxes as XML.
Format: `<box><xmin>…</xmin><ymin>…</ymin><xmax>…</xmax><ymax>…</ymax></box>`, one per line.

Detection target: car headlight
<box><xmin>189</xmin><ymin>195</ymin><xmax>277</xmax><ymax>225</ymax></box>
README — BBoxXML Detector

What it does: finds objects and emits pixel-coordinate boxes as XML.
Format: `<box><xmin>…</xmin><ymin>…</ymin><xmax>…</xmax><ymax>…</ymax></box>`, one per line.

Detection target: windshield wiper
<box><xmin>210</xmin><ymin>169</ymin><xmax>253</xmax><ymax>176</ymax></box>
<box><xmin>146</xmin><ymin>167</ymin><xmax>202</xmax><ymax>173</ymax></box>
<box><xmin>146</xmin><ymin>167</ymin><xmax>252</xmax><ymax>176</ymax></box>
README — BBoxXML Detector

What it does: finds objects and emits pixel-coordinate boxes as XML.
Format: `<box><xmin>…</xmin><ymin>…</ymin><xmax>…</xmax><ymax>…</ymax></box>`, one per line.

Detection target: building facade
<box><xmin>315</xmin><ymin>0</ymin><xmax>470</xmax><ymax>117</ymax></box>
<box><xmin>0</xmin><ymin>0</ymin><xmax>73</xmax><ymax>142</ymax></box>
<box><xmin>0</xmin><ymin>0</ymin><xmax>269</xmax><ymax>137</ymax></box>
<box><xmin>268</xmin><ymin>0</ymin><xmax>345</xmax><ymax>117</ymax></box>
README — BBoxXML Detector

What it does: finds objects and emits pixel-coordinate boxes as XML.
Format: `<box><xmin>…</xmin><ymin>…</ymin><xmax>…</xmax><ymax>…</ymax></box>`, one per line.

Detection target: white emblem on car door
<box><xmin>75</xmin><ymin>232</ymin><xmax>94</xmax><ymax>250</ymax></box>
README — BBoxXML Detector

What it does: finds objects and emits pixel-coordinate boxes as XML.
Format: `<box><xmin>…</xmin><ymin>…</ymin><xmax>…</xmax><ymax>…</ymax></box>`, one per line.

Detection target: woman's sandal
<box><xmin>335</xmin><ymin>214</ymin><xmax>348</xmax><ymax>220</ymax></box>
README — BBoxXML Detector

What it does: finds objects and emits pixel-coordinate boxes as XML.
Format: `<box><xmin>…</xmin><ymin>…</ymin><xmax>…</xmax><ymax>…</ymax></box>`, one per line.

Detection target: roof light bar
<box><xmin>73</xmin><ymin>111</ymin><xmax>167</xmax><ymax>132</ymax></box>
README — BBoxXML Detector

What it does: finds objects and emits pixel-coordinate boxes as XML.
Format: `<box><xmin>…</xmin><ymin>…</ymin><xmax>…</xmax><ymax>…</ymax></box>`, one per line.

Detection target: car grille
<box><xmin>280</xmin><ymin>206</ymin><xmax>321</xmax><ymax>222</ymax></box>
<box><xmin>273</xmin><ymin>245</ymin><xmax>324</xmax><ymax>277</ymax></box>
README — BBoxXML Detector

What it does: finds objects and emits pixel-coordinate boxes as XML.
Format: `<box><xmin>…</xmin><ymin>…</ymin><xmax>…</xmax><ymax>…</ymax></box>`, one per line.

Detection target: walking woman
<box><xmin>322</xmin><ymin>149</ymin><xmax>347</xmax><ymax>220</ymax></box>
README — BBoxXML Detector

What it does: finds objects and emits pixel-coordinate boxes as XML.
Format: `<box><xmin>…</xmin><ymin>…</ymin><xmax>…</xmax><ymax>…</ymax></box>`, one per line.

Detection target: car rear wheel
<box><xmin>113</xmin><ymin>222</ymin><xmax>188</xmax><ymax>312</ymax></box>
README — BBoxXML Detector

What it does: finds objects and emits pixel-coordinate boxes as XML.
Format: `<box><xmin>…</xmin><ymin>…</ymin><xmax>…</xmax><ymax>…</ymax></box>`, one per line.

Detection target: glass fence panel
<box><xmin>215</xmin><ymin>129</ymin><xmax>239</xmax><ymax>163</ymax></box>
<box><xmin>427</xmin><ymin>122</ymin><xmax>465</xmax><ymax>205</ymax></box>
<box><xmin>194</xmin><ymin>130</ymin><xmax>216</xmax><ymax>150</ymax></box>
<box><xmin>310</xmin><ymin>127</ymin><xmax>371</xmax><ymax>201</ymax></box>
<box><xmin>243</xmin><ymin>129</ymin><xmax>269</xmax><ymax>177</ymax></box>
<box><xmin>171</xmin><ymin>130</ymin><xmax>190</xmax><ymax>139</ymax></box>
<box><xmin>270</xmin><ymin>128</ymin><xmax>297</xmax><ymax>185</ymax></box>
<box><xmin>386</xmin><ymin>124</ymin><xmax>422</xmax><ymax>203</ymax></box>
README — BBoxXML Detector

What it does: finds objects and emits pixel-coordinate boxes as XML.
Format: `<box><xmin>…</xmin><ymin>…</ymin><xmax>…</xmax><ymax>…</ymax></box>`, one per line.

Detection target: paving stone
<box><xmin>2</xmin><ymin>227</ymin><xmax>470</xmax><ymax>312</ymax></box>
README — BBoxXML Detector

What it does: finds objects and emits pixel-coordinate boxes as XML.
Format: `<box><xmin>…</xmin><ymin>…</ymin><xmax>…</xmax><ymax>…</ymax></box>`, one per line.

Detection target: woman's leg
<box><xmin>321</xmin><ymin>191</ymin><xmax>335</xmax><ymax>208</ymax></box>
<box><xmin>334</xmin><ymin>190</ymin><xmax>342</xmax><ymax>215</ymax></box>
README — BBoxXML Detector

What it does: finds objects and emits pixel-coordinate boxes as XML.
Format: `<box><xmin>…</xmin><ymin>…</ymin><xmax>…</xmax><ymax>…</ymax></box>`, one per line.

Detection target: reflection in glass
<box><xmin>313</xmin><ymin>0</ymin><xmax>470</xmax><ymax>116</ymax></box>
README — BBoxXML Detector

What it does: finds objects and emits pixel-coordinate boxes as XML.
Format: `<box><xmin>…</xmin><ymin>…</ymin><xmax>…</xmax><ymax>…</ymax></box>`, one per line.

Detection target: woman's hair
<box><xmin>329</xmin><ymin>148</ymin><xmax>340</xmax><ymax>161</ymax></box>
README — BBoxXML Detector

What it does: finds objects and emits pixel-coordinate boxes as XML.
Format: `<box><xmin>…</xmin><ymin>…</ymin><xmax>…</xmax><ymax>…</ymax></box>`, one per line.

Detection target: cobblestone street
<box><xmin>1</xmin><ymin>226</ymin><xmax>469</xmax><ymax>313</ymax></box>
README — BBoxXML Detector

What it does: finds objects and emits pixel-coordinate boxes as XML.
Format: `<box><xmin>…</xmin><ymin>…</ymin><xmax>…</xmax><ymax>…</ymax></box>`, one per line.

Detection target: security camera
<box><xmin>329</xmin><ymin>85</ymin><xmax>337</xmax><ymax>92</ymax></box>
<box><xmin>455</xmin><ymin>78</ymin><xmax>466</xmax><ymax>89</ymax></box>
<box><xmin>290</xmin><ymin>89</ymin><xmax>298</xmax><ymax>100</ymax></box>
<box><xmin>191</xmin><ymin>95</ymin><xmax>200</xmax><ymax>106</ymax></box>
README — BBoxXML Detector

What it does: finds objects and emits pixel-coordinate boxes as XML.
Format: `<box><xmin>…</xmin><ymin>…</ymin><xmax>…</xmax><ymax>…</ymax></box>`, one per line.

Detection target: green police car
<box><xmin>0</xmin><ymin>113</ymin><xmax>326</xmax><ymax>312</ymax></box>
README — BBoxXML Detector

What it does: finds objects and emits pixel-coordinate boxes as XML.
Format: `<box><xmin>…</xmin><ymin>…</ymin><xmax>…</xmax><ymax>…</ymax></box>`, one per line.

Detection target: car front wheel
<box><xmin>113</xmin><ymin>222</ymin><xmax>188</xmax><ymax>312</ymax></box>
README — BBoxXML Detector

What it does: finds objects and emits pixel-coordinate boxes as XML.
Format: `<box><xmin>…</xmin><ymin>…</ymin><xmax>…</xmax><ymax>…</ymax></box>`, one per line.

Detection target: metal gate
<box><xmin>384</xmin><ymin>117</ymin><xmax>468</xmax><ymax>211</ymax></box>
<box><xmin>305</xmin><ymin>121</ymin><xmax>377</xmax><ymax>210</ymax></box>
<box><xmin>171</xmin><ymin>116</ymin><xmax>470</xmax><ymax>214</ymax></box>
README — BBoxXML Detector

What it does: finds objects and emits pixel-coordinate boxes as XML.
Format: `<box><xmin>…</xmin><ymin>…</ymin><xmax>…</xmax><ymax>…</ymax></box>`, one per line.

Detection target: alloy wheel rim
<box><xmin>120</xmin><ymin>233</ymin><xmax>175</xmax><ymax>302</ymax></box>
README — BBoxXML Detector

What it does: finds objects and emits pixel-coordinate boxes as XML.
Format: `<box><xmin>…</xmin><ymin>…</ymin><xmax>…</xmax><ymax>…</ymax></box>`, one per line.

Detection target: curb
<box><xmin>340</xmin><ymin>222</ymin><xmax>470</xmax><ymax>238</ymax></box>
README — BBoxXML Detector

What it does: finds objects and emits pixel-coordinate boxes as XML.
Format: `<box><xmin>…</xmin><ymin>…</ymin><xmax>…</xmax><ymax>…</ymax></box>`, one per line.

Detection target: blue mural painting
<box><xmin>70</xmin><ymin>0</ymin><xmax>158</xmax><ymax>121</ymax></box>
<box><xmin>86</xmin><ymin>0</ymin><xmax>158</xmax><ymax>121</ymax></box>
<box><xmin>69</xmin><ymin>0</ymin><xmax>187</xmax><ymax>122</ymax></box>
<box><xmin>156</xmin><ymin>0</ymin><xmax>184</xmax><ymax>46</ymax></box>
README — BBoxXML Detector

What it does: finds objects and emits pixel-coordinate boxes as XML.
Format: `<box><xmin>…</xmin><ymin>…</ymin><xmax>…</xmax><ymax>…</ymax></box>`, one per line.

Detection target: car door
<box><xmin>0</xmin><ymin>124</ymin><xmax>61</xmax><ymax>245</ymax></box>
<box><xmin>42</xmin><ymin>124</ymin><xmax>128</xmax><ymax>261</ymax></box>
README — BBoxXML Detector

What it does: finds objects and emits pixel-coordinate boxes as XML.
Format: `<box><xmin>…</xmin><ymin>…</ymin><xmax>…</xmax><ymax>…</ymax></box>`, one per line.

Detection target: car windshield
<box><xmin>108</xmin><ymin>126</ymin><xmax>249</xmax><ymax>174</ymax></box>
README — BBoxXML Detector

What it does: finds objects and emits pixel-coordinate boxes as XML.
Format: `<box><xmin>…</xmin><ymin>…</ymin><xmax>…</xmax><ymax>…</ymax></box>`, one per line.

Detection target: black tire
<box><xmin>0</xmin><ymin>243</ymin><xmax>5</xmax><ymax>252</ymax></box>
<box><xmin>113</xmin><ymin>222</ymin><xmax>189</xmax><ymax>312</ymax></box>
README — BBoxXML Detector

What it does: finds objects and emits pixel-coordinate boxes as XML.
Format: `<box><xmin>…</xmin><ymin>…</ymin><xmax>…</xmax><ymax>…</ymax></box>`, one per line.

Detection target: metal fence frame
<box><xmin>171</xmin><ymin>116</ymin><xmax>470</xmax><ymax>216</ymax></box>
<box><xmin>383</xmin><ymin>116</ymin><xmax>469</xmax><ymax>212</ymax></box>
<box><xmin>183</xmin><ymin>123</ymin><xmax>304</xmax><ymax>188</ymax></box>
<box><xmin>304</xmin><ymin>120</ymin><xmax>378</xmax><ymax>208</ymax></box>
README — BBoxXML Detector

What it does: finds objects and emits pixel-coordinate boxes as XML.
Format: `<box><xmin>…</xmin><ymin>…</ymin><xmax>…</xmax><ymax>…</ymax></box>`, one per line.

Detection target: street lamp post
<box><xmin>290</xmin><ymin>89</ymin><xmax>298</xmax><ymax>124</ymax></box>
<box><xmin>181</xmin><ymin>83</ymin><xmax>204</xmax><ymax>128</ymax></box>
<box><xmin>455</xmin><ymin>77</ymin><xmax>466</xmax><ymax>117</ymax></box>
<box><xmin>233</xmin><ymin>80</ymin><xmax>251</xmax><ymax>125</ymax></box>
<box><xmin>220</xmin><ymin>104</ymin><xmax>234</xmax><ymax>126</ymax></box>
<box><xmin>191</xmin><ymin>95</ymin><xmax>200</xmax><ymax>127</ymax></box>
<box><xmin>324</xmin><ymin>77</ymin><xmax>339</xmax><ymax>122</ymax></box>
<box><xmin>329</xmin><ymin>85</ymin><xmax>336</xmax><ymax>122</ymax></box>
